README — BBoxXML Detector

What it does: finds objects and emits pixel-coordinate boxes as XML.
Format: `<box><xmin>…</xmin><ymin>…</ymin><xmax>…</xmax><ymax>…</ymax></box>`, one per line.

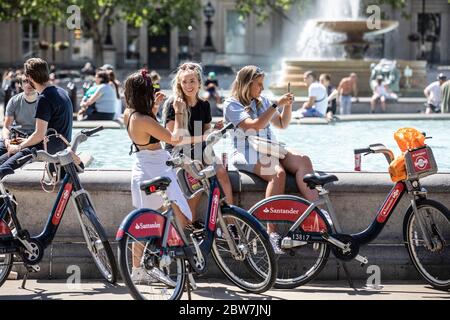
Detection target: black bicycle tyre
<box><xmin>79</xmin><ymin>209</ymin><xmax>118</xmax><ymax>284</ymax></box>
<box><xmin>0</xmin><ymin>253</ymin><xmax>13</xmax><ymax>287</ymax></box>
<box><xmin>211</xmin><ymin>207</ymin><xmax>277</xmax><ymax>294</ymax></box>
<box><xmin>403</xmin><ymin>199</ymin><xmax>450</xmax><ymax>291</ymax></box>
<box><xmin>117</xmin><ymin>233</ymin><xmax>186</xmax><ymax>300</ymax></box>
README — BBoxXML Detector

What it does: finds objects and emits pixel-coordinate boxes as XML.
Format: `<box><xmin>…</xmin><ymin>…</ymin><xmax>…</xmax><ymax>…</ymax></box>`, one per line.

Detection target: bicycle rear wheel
<box><xmin>211</xmin><ymin>207</ymin><xmax>277</xmax><ymax>293</ymax></box>
<box><xmin>404</xmin><ymin>199</ymin><xmax>450</xmax><ymax>291</ymax></box>
<box><xmin>270</xmin><ymin>223</ymin><xmax>330</xmax><ymax>289</ymax></box>
<box><xmin>118</xmin><ymin>233</ymin><xmax>186</xmax><ymax>300</ymax></box>
<box><xmin>79</xmin><ymin>209</ymin><xmax>118</xmax><ymax>284</ymax></box>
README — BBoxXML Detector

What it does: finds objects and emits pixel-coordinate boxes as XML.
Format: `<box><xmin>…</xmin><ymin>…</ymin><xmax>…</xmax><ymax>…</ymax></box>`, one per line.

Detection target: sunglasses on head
<box><xmin>179</xmin><ymin>63</ymin><xmax>197</xmax><ymax>71</ymax></box>
<box><xmin>250</xmin><ymin>67</ymin><xmax>264</xmax><ymax>80</ymax></box>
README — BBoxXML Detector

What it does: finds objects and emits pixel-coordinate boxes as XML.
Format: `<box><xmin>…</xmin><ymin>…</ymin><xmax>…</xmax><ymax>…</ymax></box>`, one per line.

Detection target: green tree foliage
<box><xmin>0</xmin><ymin>0</ymin><xmax>201</xmax><ymax>64</ymax></box>
<box><xmin>234</xmin><ymin>0</ymin><xmax>408</xmax><ymax>25</ymax></box>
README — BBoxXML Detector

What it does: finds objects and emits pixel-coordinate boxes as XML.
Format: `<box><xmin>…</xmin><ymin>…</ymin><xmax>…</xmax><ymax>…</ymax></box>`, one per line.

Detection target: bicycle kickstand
<box><xmin>20</xmin><ymin>265</ymin><xmax>40</xmax><ymax>290</ymax></box>
<box><xmin>21</xmin><ymin>271</ymin><xmax>28</xmax><ymax>289</ymax></box>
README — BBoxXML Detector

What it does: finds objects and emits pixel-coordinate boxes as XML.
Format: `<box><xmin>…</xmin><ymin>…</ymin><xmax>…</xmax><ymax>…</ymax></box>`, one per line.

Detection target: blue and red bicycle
<box><xmin>248</xmin><ymin>133</ymin><xmax>450</xmax><ymax>291</ymax></box>
<box><xmin>116</xmin><ymin>123</ymin><xmax>277</xmax><ymax>300</ymax></box>
<box><xmin>0</xmin><ymin>127</ymin><xmax>117</xmax><ymax>288</ymax></box>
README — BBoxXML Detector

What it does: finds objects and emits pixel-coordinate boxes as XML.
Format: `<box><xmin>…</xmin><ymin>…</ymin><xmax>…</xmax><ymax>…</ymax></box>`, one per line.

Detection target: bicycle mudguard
<box><xmin>248</xmin><ymin>195</ymin><xmax>330</xmax><ymax>233</ymax></box>
<box><xmin>220</xmin><ymin>204</ymin><xmax>270</xmax><ymax>239</ymax></box>
<box><xmin>116</xmin><ymin>208</ymin><xmax>184</xmax><ymax>246</ymax></box>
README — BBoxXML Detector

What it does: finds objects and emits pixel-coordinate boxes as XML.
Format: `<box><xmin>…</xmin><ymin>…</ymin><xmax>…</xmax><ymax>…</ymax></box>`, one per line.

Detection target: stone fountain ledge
<box><xmin>4</xmin><ymin>168</ymin><xmax>450</xmax><ymax>280</ymax></box>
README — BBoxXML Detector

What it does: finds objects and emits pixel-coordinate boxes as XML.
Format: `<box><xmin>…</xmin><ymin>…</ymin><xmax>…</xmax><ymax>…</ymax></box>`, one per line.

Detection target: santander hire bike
<box><xmin>116</xmin><ymin>123</ymin><xmax>277</xmax><ymax>300</ymax></box>
<box><xmin>248</xmin><ymin>127</ymin><xmax>450</xmax><ymax>291</ymax></box>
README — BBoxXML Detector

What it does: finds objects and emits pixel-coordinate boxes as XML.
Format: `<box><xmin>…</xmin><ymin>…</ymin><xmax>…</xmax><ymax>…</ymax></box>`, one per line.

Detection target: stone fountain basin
<box><xmin>315</xmin><ymin>19</ymin><xmax>399</xmax><ymax>39</ymax></box>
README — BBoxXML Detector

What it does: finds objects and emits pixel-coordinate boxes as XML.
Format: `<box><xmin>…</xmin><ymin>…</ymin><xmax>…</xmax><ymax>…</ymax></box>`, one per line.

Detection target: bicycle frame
<box><xmin>0</xmin><ymin>162</ymin><xmax>96</xmax><ymax>257</ymax></box>
<box><xmin>116</xmin><ymin>173</ymin><xmax>245</xmax><ymax>275</ymax></box>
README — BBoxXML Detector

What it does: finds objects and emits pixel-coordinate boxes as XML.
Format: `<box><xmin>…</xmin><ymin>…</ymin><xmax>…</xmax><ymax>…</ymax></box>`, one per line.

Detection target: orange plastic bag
<box><xmin>389</xmin><ymin>154</ymin><xmax>407</xmax><ymax>182</ymax></box>
<box><xmin>394</xmin><ymin>128</ymin><xmax>425</xmax><ymax>152</ymax></box>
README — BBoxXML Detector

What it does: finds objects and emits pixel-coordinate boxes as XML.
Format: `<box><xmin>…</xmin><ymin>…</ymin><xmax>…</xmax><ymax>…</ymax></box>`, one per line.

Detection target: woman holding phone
<box><xmin>223</xmin><ymin>65</ymin><xmax>318</xmax><ymax>254</ymax></box>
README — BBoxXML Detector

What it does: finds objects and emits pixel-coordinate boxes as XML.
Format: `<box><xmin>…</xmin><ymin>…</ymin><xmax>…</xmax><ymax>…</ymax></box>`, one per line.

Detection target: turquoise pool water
<box><xmin>74</xmin><ymin>120</ymin><xmax>450</xmax><ymax>173</ymax></box>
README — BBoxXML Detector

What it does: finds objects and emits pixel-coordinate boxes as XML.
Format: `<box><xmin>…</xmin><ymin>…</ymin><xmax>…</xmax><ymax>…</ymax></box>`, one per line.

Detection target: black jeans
<box><xmin>0</xmin><ymin>140</ymin><xmax>66</xmax><ymax>179</ymax></box>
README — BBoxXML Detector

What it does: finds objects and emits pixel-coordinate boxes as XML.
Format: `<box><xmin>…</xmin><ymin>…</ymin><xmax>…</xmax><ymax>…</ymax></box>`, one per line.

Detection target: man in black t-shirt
<box><xmin>0</xmin><ymin>58</ymin><xmax>73</xmax><ymax>178</ymax></box>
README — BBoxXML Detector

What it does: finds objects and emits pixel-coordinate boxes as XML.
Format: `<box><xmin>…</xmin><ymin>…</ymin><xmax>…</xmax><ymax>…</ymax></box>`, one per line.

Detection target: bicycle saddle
<box><xmin>140</xmin><ymin>176</ymin><xmax>172</xmax><ymax>195</ymax></box>
<box><xmin>303</xmin><ymin>173</ymin><xmax>338</xmax><ymax>189</ymax></box>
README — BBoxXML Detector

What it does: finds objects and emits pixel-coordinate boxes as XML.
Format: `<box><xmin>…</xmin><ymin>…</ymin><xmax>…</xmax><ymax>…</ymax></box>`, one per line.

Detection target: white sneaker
<box><xmin>269</xmin><ymin>232</ymin><xmax>285</xmax><ymax>255</ymax></box>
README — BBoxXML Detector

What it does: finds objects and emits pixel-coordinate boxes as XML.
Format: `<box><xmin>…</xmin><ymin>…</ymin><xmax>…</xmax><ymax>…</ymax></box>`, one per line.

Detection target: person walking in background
<box><xmin>297</xmin><ymin>71</ymin><xmax>328</xmax><ymax>118</ymax></box>
<box><xmin>337</xmin><ymin>73</ymin><xmax>358</xmax><ymax>115</ymax></box>
<box><xmin>319</xmin><ymin>73</ymin><xmax>338</xmax><ymax>120</ymax></box>
<box><xmin>1</xmin><ymin>74</ymin><xmax>38</xmax><ymax>157</ymax></box>
<box><xmin>424</xmin><ymin>73</ymin><xmax>447</xmax><ymax>114</ymax></box>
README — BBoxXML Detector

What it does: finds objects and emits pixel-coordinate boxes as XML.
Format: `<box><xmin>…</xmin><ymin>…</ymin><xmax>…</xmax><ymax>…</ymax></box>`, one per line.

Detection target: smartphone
<box><xmin>287</xmin><ymin>82</ymin><xmax>291</xmax><ymax>93</ymax></box>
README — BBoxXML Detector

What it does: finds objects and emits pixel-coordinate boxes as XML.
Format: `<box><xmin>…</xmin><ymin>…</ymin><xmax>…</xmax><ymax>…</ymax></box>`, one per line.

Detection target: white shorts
<box><xmin>131</xmin><ymin>149</ymin><xmax>192</xmax><ymax>221</ymax></box>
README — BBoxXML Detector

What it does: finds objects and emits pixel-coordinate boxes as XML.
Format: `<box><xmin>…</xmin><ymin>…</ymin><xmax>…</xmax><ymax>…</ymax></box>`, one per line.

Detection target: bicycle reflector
<box><xmin>149</xmin><ymin>185</ymin><xmax>157</xmax><ymax>193</ymax></box>
<box><xmin>0</xmin><ymin>219</ymin><xmax>12</xmax><ymax>237</ymax></box>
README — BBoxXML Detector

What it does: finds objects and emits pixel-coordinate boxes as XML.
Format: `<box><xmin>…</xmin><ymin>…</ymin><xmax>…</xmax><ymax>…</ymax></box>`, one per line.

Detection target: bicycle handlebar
<box><xmin>166</xmin><ymin>122</ymin><xmax>234</xmax><ymax>180</ymax></box>
<box><xmin>14</xmin><ymin>126</ymin><xmax>104</xmax><ymax>167</ymax></box>
<box><xmin>354</xmin><ymin>143</ymin><xmax>394</xmax><ymax>164</ymax></box>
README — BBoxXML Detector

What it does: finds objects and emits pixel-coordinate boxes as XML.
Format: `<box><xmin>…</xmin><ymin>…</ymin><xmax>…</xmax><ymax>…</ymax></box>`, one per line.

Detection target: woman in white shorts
<box><xmin>124</xmin><ymin>69</ymin><xmax>193</xmax><ymax>282</ymax></box>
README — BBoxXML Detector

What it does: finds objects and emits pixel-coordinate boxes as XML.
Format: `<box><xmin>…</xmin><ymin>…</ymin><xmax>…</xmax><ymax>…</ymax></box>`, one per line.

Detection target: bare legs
<box><xmin>252</xmin><ymin>151</ymin><xmax>317</xmax><ymax>234</ymax></box>
<box><xmin>371</xmin><ymin>95</ymin><xmax>387</xmax><ymax>113</ymax></box>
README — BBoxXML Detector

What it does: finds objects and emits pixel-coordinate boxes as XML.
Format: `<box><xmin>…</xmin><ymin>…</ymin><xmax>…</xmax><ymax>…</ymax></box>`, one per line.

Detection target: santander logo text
<box><xmin>134</xmin><ymin>222</ymin><xmax>161</xmax><ymax>230</ymax></box>
<box><xmin>262</xmin><ymin>207</ymin><xmax>300</xmax><ymax>215</ymax></box>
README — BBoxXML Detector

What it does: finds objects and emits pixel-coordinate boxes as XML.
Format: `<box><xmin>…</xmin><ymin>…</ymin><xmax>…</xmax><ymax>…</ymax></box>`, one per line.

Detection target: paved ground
<box><xmin>0</xmin><ymin>279</ymin><xmax>448</xmax><ymax>300</ymax></box>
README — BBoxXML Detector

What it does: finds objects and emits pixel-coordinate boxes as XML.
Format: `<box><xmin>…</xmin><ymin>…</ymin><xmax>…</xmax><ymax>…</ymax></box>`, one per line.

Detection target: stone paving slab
<box><xmin>0</xmin><ymin>280</ymin><xmax>448</xmax><ymax>300</ymax></box>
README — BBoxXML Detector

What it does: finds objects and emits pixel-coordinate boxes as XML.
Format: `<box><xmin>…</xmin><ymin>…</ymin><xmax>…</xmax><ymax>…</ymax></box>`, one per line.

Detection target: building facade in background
<box><xmin>0</xmin><ymin>0</ymin><xmax>448</xmax><ymax>70</ymax></box>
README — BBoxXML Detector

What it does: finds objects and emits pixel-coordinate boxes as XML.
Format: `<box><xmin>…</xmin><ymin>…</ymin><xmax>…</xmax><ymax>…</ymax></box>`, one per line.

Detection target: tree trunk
<box><xmin>92</xmin><ymin>29</ymin><xmax>104</xmax><ymax>67</ymax></box>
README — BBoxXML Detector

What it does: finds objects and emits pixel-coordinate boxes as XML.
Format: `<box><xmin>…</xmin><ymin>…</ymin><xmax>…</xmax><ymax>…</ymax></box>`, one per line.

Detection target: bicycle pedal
<box><xmin>355</xmin><ymin>254</ymin><xmax>368</xmax><ymax>265</ymax></box>
<box><xmin>26</xmin><ymin>264</ymin><xmax>40</xmax><ymax>273</ymax></box>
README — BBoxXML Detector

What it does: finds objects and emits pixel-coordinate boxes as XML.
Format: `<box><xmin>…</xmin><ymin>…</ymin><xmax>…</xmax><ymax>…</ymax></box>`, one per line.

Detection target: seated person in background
<box><xmin>204</xmin><ymin>71</ymin><xmax>221</xmax><ymax>104</ymax></box>
<box><xmin>370</xmin><ymin>75</ymin><xmax>395</xmax><ymax>113</ymax></box>
<box><xmin>78</xmin><ymin>70</ymin><xmax>116</xmax><ymax>120</ymax></box>
<box><xmin>0</xmin><ymin>57</ymin><xmax>73</xmax><ymax>177</ymax></box>
<box><xmin>1</xmin><ymin>74</ymin><xmax>38</xmax><ymax>156</ymax></box>
<box><xmin>319</xmin><ymin>73</ymin><xmax>338</xmax><ymax>120</ymax></box>
<box><xmin>297</xmin><ymin>71</ymin><xmax>328</xmax><ymax>118</ymax></box>
<box><xmin>424</xmin><ymin>73</ymin><xmax>447</xmax><ymax>114</ymax></box>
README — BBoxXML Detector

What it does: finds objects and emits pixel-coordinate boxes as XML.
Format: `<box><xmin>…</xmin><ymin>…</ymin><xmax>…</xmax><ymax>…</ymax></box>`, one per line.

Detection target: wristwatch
<box><xmin>271</xmin><ymin>103</ymin><xmax>278</xmax><ymax>109</ymax></box>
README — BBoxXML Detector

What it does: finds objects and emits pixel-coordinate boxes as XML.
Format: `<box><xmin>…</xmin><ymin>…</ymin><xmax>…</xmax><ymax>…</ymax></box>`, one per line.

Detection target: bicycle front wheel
<box><xmin>79</xmin><ymin>210</ymin><xmax>118</xmax><ymax>284</ymax></box>
<box><xmin>211</xmin><ymin>207</ymin><xmax>277</xmax><ymax>293</ymax></box>
<box><xmin>118</xmin><ymin>233</ymin><xmax>186</xmax><ymax>300</ymax></box>
<box><xmin>404</xmin><ymin>199</ymin><xmax>450</xmax><ymax>291</ymax></box>
<box><xmin>0</xmin><ymin>253</ymin><xmax>13</xmax><ymax>287</ymax></box>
